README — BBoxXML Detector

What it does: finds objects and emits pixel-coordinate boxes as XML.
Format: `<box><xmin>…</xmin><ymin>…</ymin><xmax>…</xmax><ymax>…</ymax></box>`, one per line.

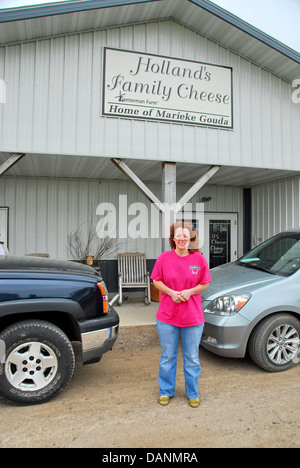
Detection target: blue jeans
<box><xmin>157</xmin><ymin>320</ymin><xmax>204</xmax><ymax>399</ymax></box>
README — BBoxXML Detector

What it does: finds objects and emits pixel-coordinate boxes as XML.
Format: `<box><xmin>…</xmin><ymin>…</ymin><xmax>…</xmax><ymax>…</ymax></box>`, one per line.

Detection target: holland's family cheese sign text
<box><xmin>102</xmin><ymin>48</ymin><xmax>233</xmax><ymax>129</ymax></box>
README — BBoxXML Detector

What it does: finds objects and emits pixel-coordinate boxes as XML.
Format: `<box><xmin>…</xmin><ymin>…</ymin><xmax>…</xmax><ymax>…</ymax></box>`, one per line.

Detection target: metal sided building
<box><xmin>0</xmin><ymin>0</ymin><xmax>300</xmax><ymax>291</ymax></box>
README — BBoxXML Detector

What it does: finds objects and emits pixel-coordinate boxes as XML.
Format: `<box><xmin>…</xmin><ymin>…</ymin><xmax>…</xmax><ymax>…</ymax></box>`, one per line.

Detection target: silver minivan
<box><xmin>201</xmin><ymin>228</ymin><xmax>300</xmax><ymax>372</ymax></box>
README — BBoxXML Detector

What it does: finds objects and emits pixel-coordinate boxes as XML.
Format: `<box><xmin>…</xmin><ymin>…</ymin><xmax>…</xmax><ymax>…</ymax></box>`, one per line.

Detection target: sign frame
<box><xmin>102</xmin><ymin>47</ymin><xmax>233</xmax><ymax>129</ymax></box>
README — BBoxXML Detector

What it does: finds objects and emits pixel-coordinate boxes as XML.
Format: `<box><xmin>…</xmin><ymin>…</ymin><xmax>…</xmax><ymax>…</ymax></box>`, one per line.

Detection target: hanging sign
<box><xmin>102</xmin><ymin>48</ymin><xmax>233</xmax><ymax>129</ymax></box>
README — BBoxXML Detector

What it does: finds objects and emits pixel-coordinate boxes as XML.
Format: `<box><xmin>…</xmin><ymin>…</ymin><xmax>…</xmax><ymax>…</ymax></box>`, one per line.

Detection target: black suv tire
<box><xmin>0</xmin><ymin>320</ymin><xmax>75</xmax><ymax>405</ymax></box>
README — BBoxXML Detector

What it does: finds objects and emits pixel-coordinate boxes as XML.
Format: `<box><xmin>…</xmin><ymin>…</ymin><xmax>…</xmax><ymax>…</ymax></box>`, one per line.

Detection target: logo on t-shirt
<box><xmin>189</xmin><ymin>265</ymin><xmax>201</xmax><ymax>275</ymax></box>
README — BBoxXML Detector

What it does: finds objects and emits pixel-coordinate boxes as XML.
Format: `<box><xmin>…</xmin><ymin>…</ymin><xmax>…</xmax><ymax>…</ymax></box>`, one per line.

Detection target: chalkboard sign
<box><xmin>209</xmin><ymin>220</ymin><xmax>231</xmax><ymax>268</ymax></box>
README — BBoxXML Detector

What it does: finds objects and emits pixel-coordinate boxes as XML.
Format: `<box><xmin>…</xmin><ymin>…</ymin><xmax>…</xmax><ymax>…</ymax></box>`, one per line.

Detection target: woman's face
<box><xmin>173</xmin><ymin>227</ymin><xmax>190</xmax><ymax>252</ymax></box>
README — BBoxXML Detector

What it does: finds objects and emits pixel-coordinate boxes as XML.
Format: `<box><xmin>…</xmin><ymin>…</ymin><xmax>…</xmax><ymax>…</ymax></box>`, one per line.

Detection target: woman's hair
<box><xmin>169</xmin><ymin>221</ymin><xmax>200</xmax><ymax>253</ymax></box>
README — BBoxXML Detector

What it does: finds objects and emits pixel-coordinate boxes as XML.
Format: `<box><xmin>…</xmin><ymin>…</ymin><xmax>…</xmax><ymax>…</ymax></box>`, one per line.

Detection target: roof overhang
<box><xmin>1</xmin><ymin>152</ymin><xmax>300</xmax><ymax>188</ymax></box>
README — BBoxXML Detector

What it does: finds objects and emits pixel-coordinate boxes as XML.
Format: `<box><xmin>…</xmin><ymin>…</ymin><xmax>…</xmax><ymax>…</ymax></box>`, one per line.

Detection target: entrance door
<box><xmin>175</xmin><ymin>210</ymin><xmax>238</xmax><ymax>269</ymax></box>
<box><xmin>202</xmin><ymin>213</ymin><xmax>238</xmax><ymax>268</ymax></box>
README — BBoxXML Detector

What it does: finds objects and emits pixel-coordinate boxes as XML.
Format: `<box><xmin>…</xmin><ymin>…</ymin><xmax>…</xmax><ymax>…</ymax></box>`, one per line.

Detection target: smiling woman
<box><xmin>151</xmin><ymin>221</ymin><xmax>211</xmax><ymax>407</ymax></box>
<box><xmin>169</xmin><ymin>221</ymin><xmax>199</xmax><ymax>253</ymax></box>
<box><xmin>173</xmin><ymin>226</ymin><xmax>191</xmax><ymax>255</ymax></box>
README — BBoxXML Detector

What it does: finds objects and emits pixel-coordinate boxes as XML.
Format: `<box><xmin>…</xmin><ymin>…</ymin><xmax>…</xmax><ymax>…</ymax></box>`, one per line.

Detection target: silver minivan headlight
<box><xmin>204</xmin><ymin>293</ymin><xmax>251</xmax><ymax>316</ymax></box>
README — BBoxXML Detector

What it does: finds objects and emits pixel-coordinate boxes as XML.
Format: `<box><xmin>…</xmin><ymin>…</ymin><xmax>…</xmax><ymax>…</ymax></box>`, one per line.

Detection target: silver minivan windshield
<box><xmin>237</xmin><ymin>232</ymin><xmax>300</xmax><ymax>277</ymax></box>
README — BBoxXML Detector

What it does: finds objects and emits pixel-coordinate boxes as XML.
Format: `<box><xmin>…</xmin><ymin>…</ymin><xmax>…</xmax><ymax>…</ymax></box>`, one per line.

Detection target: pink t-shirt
<box><xmin>150</xmin><ymin>250</ymin><xmax>211</xmax><ymax>327</ymax></box>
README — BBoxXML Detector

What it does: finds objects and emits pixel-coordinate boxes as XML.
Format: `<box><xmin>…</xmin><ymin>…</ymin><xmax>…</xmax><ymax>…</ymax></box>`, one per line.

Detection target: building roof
<box><xmin>0</xmin><ymin>0</ymin><xmax>299</xmax><ymax>83</ymax></box>
<box><xmin>1</xmin><ymin>0</ymin><xmax>300</xmax><ymax>186</ymax></box>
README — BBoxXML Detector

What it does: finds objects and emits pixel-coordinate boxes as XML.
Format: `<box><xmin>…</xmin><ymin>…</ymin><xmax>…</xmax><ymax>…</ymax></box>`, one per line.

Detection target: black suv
<box><xmin>0</xmin><ymin>255</ymin><xmax>119</xmax><ymax>405</ymax></box>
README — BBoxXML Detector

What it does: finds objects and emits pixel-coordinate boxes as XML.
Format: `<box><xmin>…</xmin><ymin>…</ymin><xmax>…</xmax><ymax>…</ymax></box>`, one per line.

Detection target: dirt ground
<box><xmin>0</xmin><ymin>324</ymin><xmax>300</xmax><ymax>448</ymax></box>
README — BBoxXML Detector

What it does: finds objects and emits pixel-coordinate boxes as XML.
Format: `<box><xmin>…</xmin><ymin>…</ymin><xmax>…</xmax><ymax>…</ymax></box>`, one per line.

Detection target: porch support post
<box><xmin>0</xmin><ymin>153</ymin><xmax>25</xmax><ymax>177</ymax></box>
<box><xmin>161</xmin><ymin>162</ymin><xmax>177</xmax><ymax>251</ymax></box>
<box><xmin>111</xmin><ymin>158</ymin><xmax>221</xmax><ymax>253</ymax></box>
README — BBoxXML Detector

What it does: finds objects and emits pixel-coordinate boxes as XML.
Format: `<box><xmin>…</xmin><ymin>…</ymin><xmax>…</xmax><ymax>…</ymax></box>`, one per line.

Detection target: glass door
<box><xmin>203</xmin><ymin>213</ymin><xmax>237</xmax><ymax>268</ymax></box>
<box><xmin>175</xmin><ymin>210</ymin><xmax>237</xmax><ymax>269</ymax></box>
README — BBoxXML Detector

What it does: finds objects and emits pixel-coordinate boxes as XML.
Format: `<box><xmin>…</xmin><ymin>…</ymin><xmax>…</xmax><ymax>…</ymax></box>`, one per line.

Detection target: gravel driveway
<box><xmin>0</xmin><ymin>325</ymin><xmax>299</xmax><ymax>448</ymax></box>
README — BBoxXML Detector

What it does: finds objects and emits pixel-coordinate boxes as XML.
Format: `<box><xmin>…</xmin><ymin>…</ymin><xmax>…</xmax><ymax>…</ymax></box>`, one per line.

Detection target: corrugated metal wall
<box><xmin>0</xmin><ymin>176</ymin><xmax>244</xmax><ymax>259</ymax></box>
<box><xmin>0</xmin><ymin>20</ymin><xmax>299</xmax><ymax>170</ymax></box>
<box><xmin>2</xmin><ymin>175</ymin><xmax>299</xmax><ymax>260</ymax></box>
<box><xmin>252</xmin><ymin>177</ymin><xmax>300</xmax><ymax>246</ymax></box>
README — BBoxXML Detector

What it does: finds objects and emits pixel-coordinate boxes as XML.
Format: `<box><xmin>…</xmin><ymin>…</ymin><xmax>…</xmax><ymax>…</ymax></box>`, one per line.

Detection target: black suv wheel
<box><xmin>0</xmin><ymin>320</ymin><xmax>75</xmax><ymax>405</ymax></box>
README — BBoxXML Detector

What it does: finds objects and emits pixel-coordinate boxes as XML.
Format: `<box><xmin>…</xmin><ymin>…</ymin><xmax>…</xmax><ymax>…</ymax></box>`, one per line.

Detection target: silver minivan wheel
<box><xmin>266</xmin><ymin>324</ymin><xmax>299</xmax><ymax>366</ymax></box>
<box><xmin>249</xmin><ymin>314</ymin><xmax>300</xmax><ymax>372</ymax></box>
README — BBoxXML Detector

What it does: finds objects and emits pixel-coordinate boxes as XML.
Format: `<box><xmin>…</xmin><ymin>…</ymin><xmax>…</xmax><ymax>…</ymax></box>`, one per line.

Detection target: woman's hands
<box><xmin>153</xmin><ymin>280</ymin><xmax>210</xmax><ymax>304</ymax></box>
<box><xmin>171</xmin><ymin>290</ymin><xmax>192</xmax><ymax>303</ymax></box>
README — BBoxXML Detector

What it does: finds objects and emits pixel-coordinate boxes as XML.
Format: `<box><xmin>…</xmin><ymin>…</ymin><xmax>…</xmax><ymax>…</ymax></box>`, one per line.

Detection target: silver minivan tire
<box><xmin>249</xmin><ymin>313</ymin><xmax>300</xmax><ymax>372</ymax></box>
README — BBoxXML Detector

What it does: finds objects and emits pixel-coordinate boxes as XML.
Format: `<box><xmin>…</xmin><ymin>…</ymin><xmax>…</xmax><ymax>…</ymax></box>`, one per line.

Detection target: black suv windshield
<box><xmin>237</xmin><ymin>232</ymin><xmax>300</xmax><ymax>277</ymax></box>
